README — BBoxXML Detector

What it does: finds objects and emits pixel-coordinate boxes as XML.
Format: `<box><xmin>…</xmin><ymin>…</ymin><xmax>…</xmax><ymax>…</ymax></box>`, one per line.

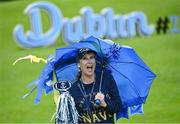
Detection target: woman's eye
<box><xmin>81</xmin><ymin>55</ymin><xmax>95</xmax><ymax>60</ymax></box>
<box><xmin>82</xmin><ymin>57</ymin><xmax>87</xmax><ymax>60</ymax></box>
<box><xmin>90</xmin><ymin>56</ymin><xmax>95</xmax><ymax>59</ymax></box>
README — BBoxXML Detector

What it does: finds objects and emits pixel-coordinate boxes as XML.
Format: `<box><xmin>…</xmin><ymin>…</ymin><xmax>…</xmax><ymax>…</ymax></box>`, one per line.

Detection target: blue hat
<box><xmin>78</xmin><ymin>48</ymin><xmax>97</xmax><ymax>60</ymax></box>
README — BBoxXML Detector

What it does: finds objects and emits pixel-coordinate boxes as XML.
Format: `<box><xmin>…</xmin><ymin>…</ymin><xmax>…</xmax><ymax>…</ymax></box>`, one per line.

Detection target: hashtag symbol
<box><xmin>156</xmin><ymin>16</ymin><xmax>170</xmax><ymax>34</ymax></box>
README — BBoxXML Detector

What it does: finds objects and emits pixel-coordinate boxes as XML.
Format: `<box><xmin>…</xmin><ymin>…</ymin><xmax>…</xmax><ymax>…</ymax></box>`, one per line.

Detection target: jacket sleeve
<box><xmin>104</xmin><ymin>74</ymin><xmax>122</xmax><ymax>114</ymax></box>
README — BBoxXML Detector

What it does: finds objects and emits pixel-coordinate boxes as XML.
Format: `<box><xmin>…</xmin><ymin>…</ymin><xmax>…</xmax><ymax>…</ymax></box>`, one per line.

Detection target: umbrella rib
<box><xmin>108</xmin><ymin>63</ymin><xmax>144</xmax><ymax>104</ymax></box>
<box><xmin>110</xmin><ymin>61</ymin><xmax>155</xmax><ymax>75</ymax></box>
<box><xmin>97</xmin><ymin>39</ymin><xmax>105</xmax><ymax>60</ymax></box>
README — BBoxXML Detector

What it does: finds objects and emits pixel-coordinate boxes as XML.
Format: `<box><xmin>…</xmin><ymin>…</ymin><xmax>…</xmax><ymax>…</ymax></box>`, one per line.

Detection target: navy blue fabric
<box><xmin>68</xmin><ymin>71</ymin><xmax>122</xmax><ymax>123</ymax></box>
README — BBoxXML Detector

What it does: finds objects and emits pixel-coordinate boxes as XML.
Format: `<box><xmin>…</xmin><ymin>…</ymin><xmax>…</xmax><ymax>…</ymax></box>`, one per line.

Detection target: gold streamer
<box><xmin>13</xmin><ymin>55</ymin><xmax>47</xmax><ymax>65</ymax></box>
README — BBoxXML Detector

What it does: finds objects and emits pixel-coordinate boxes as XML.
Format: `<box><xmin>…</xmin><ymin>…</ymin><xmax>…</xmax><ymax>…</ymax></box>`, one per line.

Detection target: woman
<box><xmin>68</xmin><ymin>48</ymin><xmax>122</xmax><ymax>123</ymax></box>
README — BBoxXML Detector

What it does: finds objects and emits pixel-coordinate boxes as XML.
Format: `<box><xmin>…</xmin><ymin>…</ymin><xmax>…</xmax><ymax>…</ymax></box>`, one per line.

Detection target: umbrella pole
<box><xmin>99</xmin><ymin>69</ymin><xmax>104</xmax><ymax>92</ymax></box>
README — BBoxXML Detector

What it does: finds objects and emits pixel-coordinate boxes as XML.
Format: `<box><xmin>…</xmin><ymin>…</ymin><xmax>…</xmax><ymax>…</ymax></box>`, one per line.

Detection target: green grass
<box><xmin>0</xmin><ymin>0</ymin><xmax>180</xmax><ymax>123</ymax></box>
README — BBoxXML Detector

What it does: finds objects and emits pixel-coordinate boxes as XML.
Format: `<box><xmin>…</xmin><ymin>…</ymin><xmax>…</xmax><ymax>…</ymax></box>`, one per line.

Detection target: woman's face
<box><xmin>79</xmin><ymin>52</ymin><xmax>96</xmax><ymax>77</ymax></box>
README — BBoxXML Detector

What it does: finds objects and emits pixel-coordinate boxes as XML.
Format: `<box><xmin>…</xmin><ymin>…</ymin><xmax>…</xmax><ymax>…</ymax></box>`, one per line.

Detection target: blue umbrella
<box><xmin>27</xmin><ymin>36</ymin><xmax>156</xmax><ymax>119</ymax></box>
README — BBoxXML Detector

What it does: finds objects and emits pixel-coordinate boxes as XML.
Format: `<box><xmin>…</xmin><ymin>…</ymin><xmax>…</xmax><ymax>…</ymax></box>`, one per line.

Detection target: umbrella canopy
<box><xmin>27</xmin><ymin>36</ymin><xmax>156</xmax><ymax>119</ymax></box>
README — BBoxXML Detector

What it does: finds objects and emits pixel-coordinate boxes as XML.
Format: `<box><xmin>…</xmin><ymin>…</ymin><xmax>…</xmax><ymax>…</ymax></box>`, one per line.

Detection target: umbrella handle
<box><xmin>95</xmin><ymin>69</ymin><xmax>105</xmax><ymax>106</ymax></box>
<box><xmin>95</xmin><ymin>99</ymin><xmax>101</xmax><ymax>106</ymax></box>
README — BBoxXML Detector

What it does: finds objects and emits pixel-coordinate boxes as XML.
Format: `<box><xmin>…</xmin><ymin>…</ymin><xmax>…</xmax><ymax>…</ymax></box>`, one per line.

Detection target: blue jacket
<box><xmin>69</xmin><ymin>71</ymin><xmax>122</xmax><ymax>123</ymax></box>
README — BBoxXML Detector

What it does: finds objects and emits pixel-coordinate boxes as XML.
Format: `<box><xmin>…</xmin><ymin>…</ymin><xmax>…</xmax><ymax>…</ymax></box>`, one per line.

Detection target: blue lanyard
<box><xmin>79</xmin><ymin>79</ymin><xmax>95</xmax><ymax>102</ymax></box>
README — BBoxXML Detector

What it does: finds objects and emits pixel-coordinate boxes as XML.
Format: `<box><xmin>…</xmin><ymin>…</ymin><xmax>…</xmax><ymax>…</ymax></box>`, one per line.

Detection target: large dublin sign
<box><xmin>13</xmin><ymin>1</ymin><xmax>154</xmax><ymax>48</ymax></box>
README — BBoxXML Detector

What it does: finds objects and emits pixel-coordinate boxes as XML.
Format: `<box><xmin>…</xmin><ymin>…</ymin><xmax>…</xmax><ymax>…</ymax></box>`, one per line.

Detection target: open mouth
<box><xmin>87</xmin><ymin>65</ymin><xmax>93</xmax><ymax>71</ymax></box>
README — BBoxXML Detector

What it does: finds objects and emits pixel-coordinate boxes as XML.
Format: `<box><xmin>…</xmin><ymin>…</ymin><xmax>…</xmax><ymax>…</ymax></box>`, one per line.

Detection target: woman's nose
<box><xmin>86</xmin><ymin>58</ymin><xmax>93</xmax><ymax>63</ymax></box>
<box><xmin>87</xmin><ymin>59</ymin><xmax>92</xmax><ymax>63</ymax></box>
